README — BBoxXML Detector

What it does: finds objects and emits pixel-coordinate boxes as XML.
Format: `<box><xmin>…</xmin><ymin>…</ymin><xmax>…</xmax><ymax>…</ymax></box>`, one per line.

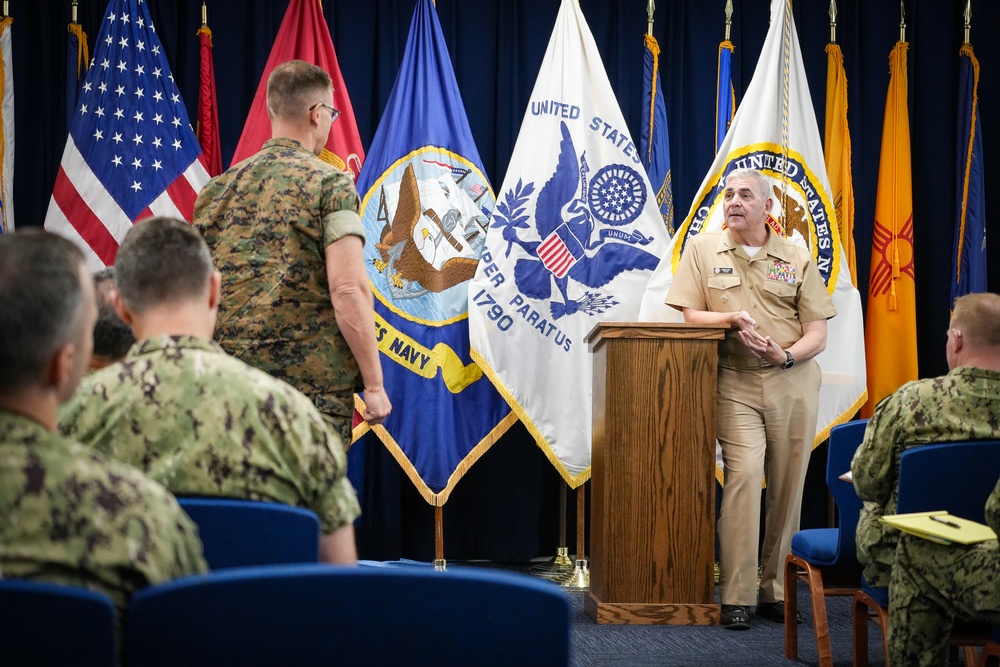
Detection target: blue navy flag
<box><xmin>640</xmin><ymin>34</ymin><xmax>674</xmax><ymax>235</ymax></box>
<box><xmin>468</xmin><ymin>0</ymin><xmax>671</xmax><ymax>486</ymax></box>
<box><xmin>45</xmin><ymin>0</ymin><xmax>209</xmax><ymax>270</ymax></box>
<box><xmin>716</xmin><ymin>39</ymin><xmax>735</xmax><ymax>151</ymax></box>
<box><xmin>952</xmin><ymin>44</ymin><xmax>987</xmax><ymax>306</ymax></box>
<box><xmin>355</xmin><ymin>0</ymin><xmax>513</xmax><ymax>505</ymax></box>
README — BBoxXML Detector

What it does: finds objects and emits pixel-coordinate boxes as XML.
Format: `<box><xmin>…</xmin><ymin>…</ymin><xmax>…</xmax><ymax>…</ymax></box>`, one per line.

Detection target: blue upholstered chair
<box><xmin>783</xmin><ymin>418</ymin><xmax>867</xmax><ymax>666</ymax></box>
<box><xmin>0</xmin><ymin>579</ymin><xmax>118</xmax><ymax>667</ymax></box>
<box><xmin>126</xmin><ymin>563</ymin><xmax>571</xmax><ymax>667</ymax></box>
<box><xmin>177</xmin><ymin>497</ymin><xmax>321</xmax><ymax>569</ymax></box>
<box><xmin>852</xmin><ymin>439</ymin><xmax>1000</xmax><ymax>667</ymax></box>
<box><xmin>979</xmin><ymin>626</ymin><xmax>1000</xmax><ymax>667</ymax></box>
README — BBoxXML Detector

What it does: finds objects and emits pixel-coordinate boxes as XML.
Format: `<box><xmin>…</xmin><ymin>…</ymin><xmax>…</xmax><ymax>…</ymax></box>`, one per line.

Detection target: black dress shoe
<box><xmin>720</xmin><ymin>605</ymin><xmax>751</xmax><ymax>630</ymax></box>
<box><xmin>755</xmin><ymin>601</ymin><xmax>802</xmax><ymax>623</ymax></box>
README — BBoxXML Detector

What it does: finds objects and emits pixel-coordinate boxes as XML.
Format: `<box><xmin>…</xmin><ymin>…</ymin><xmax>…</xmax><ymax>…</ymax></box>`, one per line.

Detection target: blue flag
<box><xmin>355</xmin><ymin>0</ymin><xmax>512</xmax><ymax>505</ymax></box>
<box><xmin>952</xmin><ymin>44</ymin><xmax>987</xmax><ymax>306</ymax></box>
<box><xmin>640</xmin><ymin>34</ymin><xmax>674</xmax><ymax>235</ymax></box>
<box><xmin>716</xmin><ymin>39</ymin><xmax>735</xmax><ymax>151</ymax></box>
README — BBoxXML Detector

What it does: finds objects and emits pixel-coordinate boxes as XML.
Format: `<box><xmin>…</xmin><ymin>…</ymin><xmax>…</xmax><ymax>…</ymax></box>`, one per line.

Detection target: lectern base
<box><xmin>585</xmin><ymin>593</ymin><xmax>720</xmax><ymax>625</ymax></box>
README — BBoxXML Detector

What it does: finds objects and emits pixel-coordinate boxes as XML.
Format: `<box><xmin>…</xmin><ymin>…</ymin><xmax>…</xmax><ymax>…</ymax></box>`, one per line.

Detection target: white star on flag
<box><xmin>45</xmin><ymin>0</ymin><xmax>209</xmax><ymax>270</ymax></box>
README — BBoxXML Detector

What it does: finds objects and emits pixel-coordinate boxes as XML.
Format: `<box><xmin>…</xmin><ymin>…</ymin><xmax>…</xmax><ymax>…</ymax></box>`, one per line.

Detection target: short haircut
<box><xmin>115</xmin><ymin>217</ymin><xmax>214</xmax><ymax>314</ymax></box>
<box><xmin>0</xmin><ymin>231</ymin><xmax>86</xmax><ymax>393</ymax></box>
<box><xmin>266</xmin><ymin>59</ymin><xmax>332</xmax><ymax>120</ymax></box>
<box><xmin>725</xmin><ymin>168</ymin><xmax>771</xmax><ymax>202</ymax></box>
<box><xmin>951</xmin><ymin>292</ymin><xmax>1000</xmax><ymax>348</ymax></box>
<box><xmin>92</xmin><ymin>267</ymin><xmax>135</xmax><ymax>360</ymax></box>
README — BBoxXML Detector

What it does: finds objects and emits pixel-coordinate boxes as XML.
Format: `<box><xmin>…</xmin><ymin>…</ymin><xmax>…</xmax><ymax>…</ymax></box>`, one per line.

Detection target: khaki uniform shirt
<box><xmin>851</xmin><ymin>366</ymin><xmax>1000</xmax><ymax>587</ymax></box>
<box><xmin>665</xmin><ymin>229</ymin><xmax>836</xmax><ymax>357</ymax></box>
<box><xmin>0</xmin><ymin>411</ymin><xmax>206</xmax><ymax>609</ymax></box>
<box><xmin>195</xmin><ymin>137</ymin><xmax>366</xmax><ymax>419</ymax></box>
<box><xmin>59</xmin><ymin>335</ymin><xmax>361</xmax><ymax>535</ymax></box>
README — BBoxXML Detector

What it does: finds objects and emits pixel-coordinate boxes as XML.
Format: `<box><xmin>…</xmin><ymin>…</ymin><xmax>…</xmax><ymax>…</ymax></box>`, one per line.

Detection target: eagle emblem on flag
<box><xmin>490</xmin><ymin>121</ymin><xmax>659</xmax><ymax>319</ymax></box>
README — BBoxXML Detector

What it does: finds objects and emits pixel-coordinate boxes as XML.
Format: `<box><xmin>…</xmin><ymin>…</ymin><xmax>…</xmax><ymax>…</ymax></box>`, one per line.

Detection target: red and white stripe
<box><xmin>44</xmin><ymin>136</ymin><xmax>210</xmax><ymax>271</ymax></box>
<box><xmin>537</xmin><ymin>231</ymin><xmax>576</xmax><ymax>279</ymax></box>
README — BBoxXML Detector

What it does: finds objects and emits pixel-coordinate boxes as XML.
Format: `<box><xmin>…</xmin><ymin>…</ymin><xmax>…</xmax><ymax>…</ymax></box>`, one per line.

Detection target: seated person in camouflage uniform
<box><xmin>89</xmin><ymin>267</ymin><xmax>135</xmax><ymax>371</ymax></box>
<box><xmin>851</xmin><ymin>292</ymin><xmax>1000</xmax><ymax>588</ymax></box>
<box><xmin>59</xmin><ymin>217</ymin><xmax>362</xmax><ymax>564</ymax></box>
<box><xmin>0</xmin><ymin>231</ymin><xmax>206</xmax><ymax>610</ymax></box>
<box><xmin>888</xmin><ymin>476</ymin><xmax>1000</xmax><ymax>667</ymax></box>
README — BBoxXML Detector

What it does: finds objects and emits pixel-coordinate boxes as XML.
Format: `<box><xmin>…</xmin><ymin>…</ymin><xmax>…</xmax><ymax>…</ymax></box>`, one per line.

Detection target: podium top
<box><xmin>585</xmin><ymin>321</ymin><xmax>730</xmax><ymax>346</ymax></box>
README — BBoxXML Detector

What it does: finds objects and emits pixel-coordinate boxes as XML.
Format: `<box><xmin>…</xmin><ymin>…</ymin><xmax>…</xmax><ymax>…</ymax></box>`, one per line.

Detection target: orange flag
<box><xmin>231</xmin><ymin>0</ymin><xmax>363</xmax><ymax>179</ymax></box>
<box><xmin>862</xmin><ymin>41</ymin><xmax>918</xmax><ymax>417</ymax></box>
<box><xmin>824</xmin><ymin>42</ymin><xmax>856</xmax><ymax>287</ymax></box>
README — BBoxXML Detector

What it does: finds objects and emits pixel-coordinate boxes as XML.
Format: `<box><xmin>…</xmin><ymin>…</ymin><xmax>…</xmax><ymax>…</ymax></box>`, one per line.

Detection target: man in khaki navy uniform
<box><xmin>60</xmin><ymin>217</ymin><xmax>362</xmax><ymax>565</ymax></box>
<box><xmin>0</xmin><ymin>231</ymin><xmax>206</xmax><ymax>610</ymax></box>
<box><xmin>666</xmin><ymin>168</ymin><xmax>836</xmax><ymax>630</ymax></box>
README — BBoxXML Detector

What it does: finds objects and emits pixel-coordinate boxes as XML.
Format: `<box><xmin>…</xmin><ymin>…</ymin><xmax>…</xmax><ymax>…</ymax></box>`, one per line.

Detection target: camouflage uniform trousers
<box><xmin>323</xmin><ymin>411</ymin><xmax>353</xmax><ymax>453</ymax></box>
<box><xmin>888</xmin><ymin>533</ymin><xmax>1000</xmax><ymax>667</ymax></box>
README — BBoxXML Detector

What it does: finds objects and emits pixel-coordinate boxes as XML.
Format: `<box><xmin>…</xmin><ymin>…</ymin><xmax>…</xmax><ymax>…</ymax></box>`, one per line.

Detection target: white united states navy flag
<box><xmin>639</xmin><ymin>0</ymin><xmax>867</xmax><ymax>448</ymax></box>
<box><xmin>468</xmin><ymin>0</ymin><xmax>672</xmax><ymax>487</ymax></box>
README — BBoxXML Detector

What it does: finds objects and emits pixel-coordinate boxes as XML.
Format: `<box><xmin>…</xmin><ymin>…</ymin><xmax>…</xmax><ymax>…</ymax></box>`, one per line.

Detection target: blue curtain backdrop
<box><xmin>17</xmin><ymin>0</ymin><xmax>1000</xmax><ymax>559</ymax></box>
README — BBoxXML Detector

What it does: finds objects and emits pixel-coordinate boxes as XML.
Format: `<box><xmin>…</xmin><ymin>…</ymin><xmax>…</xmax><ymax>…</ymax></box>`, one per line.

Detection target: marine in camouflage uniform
<box><xmin>59</xmin><ymin>334</ymin><xmax>361</xmax><ymax>537</ymax></box>
<box><xmin>850</xmin><ymin>366</ymin><xmax>1000</xmax><ymax>588</ymax></box>
<box><xmin>194</xmin><ymin>137</ymin><xmax>365</xmax><ymax>444</ymax></box>
<box><xmin>0</xmin><ymin>410</ymin><xmax>207</xmax><ymax>610</ymax></box>
<box><xmin>888</xmin><ymin>477</ymin><xmax>1000</xmax><ymax>667</ymax></box>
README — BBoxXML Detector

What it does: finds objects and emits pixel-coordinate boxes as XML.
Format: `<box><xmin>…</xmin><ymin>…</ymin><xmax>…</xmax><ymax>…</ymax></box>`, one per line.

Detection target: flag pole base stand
<box><xmin>558</xmin><ymin>559</ymin><xmax>590</xmax><ymax>590</ymax></box>
<box><xmin>433</xmin><ymin>559</ymin><xmax>447</xmax><ymax>571</ymax></box>
<box><xmin>529</xmin><ymin>547</ymin><xmax>575</xmax><ymax>579</ymax></box>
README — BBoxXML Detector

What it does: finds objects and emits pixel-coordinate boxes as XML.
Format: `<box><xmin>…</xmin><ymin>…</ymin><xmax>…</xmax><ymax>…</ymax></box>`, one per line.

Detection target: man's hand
<box><xmin>361</xmin><ymin>387</ymin><xmax>391</xmax><ymax>425</ymax></box>
<box><xmin>728</xmin><ymin>310</ymin><xmax>758</xmax><ymax>334</ymax></box>
<box><xmin>737</xmin><ymin>329</ymin><xmax>784</xmax><ymax>365</ymax></box>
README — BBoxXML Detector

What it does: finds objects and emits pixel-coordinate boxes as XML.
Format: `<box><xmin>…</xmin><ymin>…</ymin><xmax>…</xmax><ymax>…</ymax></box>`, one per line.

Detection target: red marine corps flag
<box><xmin>231</xmin><ymin>0</ymin><xmax>363</xmax><ymax>180</ymax></box>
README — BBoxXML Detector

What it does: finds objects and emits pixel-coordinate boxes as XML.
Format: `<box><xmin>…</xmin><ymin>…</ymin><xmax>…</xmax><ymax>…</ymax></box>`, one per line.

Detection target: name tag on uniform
<box><xmin>713</xmin><ymin>267</ymin><xmax>733</xmax><ymax>274</ymax></box>
<box><xmin>767</xmin><ymin>262</ymin><xmax>796</xmax><ymax>283</ymax></box>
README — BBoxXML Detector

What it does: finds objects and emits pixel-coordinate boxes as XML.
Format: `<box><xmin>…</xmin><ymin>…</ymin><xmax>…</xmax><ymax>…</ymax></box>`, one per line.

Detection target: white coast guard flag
<box><xmin>639</xmin><ymin>0</ymin><xmax>867</xmax><ymax>447</ymax></box>
<box><xmin>469</xmin><ymin>0</ymin><xmax>671</xmax><ymax>487</ymax></box>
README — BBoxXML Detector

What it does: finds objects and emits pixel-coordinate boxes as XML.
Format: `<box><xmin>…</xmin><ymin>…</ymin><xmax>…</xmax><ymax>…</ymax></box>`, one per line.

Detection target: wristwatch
<box><xmin>782</xmin><ymin>350</ymin><xmax>795</xmax><ymax>370</ymax></box>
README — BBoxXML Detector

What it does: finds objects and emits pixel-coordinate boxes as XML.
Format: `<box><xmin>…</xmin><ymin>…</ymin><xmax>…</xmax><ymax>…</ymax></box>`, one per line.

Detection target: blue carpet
<box><xmin>568</xmin><ymin>583</ymin><xmax>885</xmax><ymax>667</ymax></box>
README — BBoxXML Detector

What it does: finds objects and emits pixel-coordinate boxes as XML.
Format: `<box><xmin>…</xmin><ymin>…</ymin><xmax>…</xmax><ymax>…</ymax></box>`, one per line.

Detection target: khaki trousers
<box><xmin>716</xmin><ymin>359</ymin><xmax>821</xmax><ymax>606</ymax></box>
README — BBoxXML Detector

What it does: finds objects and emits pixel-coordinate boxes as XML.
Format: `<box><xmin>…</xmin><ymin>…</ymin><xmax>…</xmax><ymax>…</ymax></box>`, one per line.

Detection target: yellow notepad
<box><xmin>880</xmin><ymin>511</ymin><xmax>998</xmax><ymax>545</ymax></box>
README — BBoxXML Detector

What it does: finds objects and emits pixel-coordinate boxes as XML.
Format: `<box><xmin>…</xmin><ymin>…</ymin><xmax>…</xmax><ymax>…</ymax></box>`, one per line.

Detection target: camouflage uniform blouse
<box><xmin>194</xmin><ymin>137</ymin><xmax>366</xmax><ymax>421</ymax></box>
<box><xmin>851</xmin><ymin>366</ymin><xmax>1000</xmax><ymax>587</ymax></box>
<box><xmin>0</xmin><ymin>411</ymin><xmax>206</xmax><ymax>609</ymax></box>
<box><xmin>59</xmin><ymin>335</ymin><xmax>361</xmax><ymax>535</ymax></box>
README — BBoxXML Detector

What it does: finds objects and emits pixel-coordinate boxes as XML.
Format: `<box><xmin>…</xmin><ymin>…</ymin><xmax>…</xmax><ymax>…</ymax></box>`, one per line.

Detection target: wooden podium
<box><xmin>584</xmin><ymin>322</ymin><xmax>727</xmax><ymax>625</ymax></box>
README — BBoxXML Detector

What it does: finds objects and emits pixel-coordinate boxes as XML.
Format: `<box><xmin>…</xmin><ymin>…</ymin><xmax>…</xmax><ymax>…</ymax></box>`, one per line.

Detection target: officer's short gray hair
<box><xmin>725</xmin><ymin>168</ymin><xmax>771</xmax><ymax>202</ymax></box>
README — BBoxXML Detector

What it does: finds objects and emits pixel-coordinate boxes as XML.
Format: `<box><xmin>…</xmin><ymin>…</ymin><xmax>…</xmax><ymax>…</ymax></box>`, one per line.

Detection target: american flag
<box><xmin>45</xmin><ymin>0</ymin><xmax>209</xmax><ymax>270</ymax></box>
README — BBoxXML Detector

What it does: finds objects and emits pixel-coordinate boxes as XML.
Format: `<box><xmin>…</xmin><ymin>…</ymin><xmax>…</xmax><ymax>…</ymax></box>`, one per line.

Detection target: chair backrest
<box><xmin>177</xmin><ymin>497</ymin><xmax>321</xmax><ymax>569</ymax></box>
<box><xmin>827</xmin><ymin>419</ymin><xmax>869</xmax><ymax>559</ymax></box>
<box><xmin>0</xmin><ymin>579</ymin><xmax>117</xmax><ymax>667</ymax></box>
<box><xmin>126</xmin><ymin>563</ymin><xmax>571</xmax><ymax>667</ymax></box>
<box><xmin>896</xmin><ymin>440</ymin><xmax>1000</xmax><ymax>521</ymax></box>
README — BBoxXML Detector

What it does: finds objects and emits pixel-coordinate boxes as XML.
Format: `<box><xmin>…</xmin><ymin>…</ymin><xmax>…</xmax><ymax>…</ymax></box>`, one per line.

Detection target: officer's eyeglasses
<box><xmin>309</xmin><ymin>102</ymin><xmax>340</xmax><ymax>123</ymax></box>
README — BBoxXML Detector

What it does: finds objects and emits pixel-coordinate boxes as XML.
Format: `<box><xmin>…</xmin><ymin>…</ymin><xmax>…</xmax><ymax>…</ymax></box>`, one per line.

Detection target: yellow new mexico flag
<box><xmin>863</xmin><ymin>41</ymin><xmax>918</xmax><ymax>417</ymax></box>
<box><xmin>824</xmin><ymin>43</ymin><xmax>856</xmax><ymax>287</ymax></box>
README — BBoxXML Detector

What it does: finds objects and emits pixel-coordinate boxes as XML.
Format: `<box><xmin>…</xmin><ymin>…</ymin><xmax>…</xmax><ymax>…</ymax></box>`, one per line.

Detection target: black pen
<box><xmin>929</xmin><ymin>515</ymin><xmax>961</xmax><ymax>529</ymax></box>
